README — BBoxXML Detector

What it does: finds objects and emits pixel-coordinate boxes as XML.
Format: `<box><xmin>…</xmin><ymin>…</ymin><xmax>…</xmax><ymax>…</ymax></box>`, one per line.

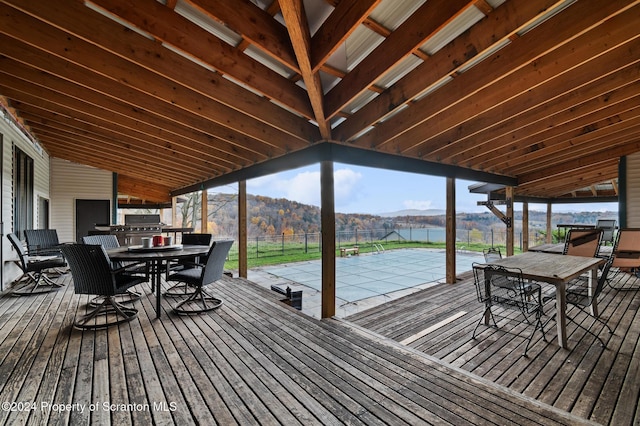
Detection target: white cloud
<box><xmin>246</xmin><ymin>167</ymin><xmax>363</xmax><ymax>208</ymax></box>
<box><xmin>403</xmin><ymin>200</ymin><xmax>433</xmax><ymax>210</ymax></box>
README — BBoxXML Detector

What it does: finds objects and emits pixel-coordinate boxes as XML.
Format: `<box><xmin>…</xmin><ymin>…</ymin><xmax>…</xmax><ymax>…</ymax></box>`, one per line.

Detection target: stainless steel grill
<box><xmin>110</xmin><ymin>214</ymin><xmax>163</xmax><ymax>246</ymax></box>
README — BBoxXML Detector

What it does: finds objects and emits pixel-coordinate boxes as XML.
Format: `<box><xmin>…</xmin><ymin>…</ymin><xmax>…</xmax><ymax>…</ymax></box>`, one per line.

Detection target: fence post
<box><xmin>355</xmin><ymin>228</ymin><xmax>358</xmax><ymax>245</ymax></box>
<box><xmin>305</xmin><ymin>232</ymin><xmax>308</xmax><ymax>253</ymax></box>
<box><xmin>256</xmin><ymin>236</ymin><xmax>259</xmax><ymax>258</ymax></box>
<box><xmin>282</xmin><ymin>233</ymin><xmax>285</xmax><ymax>254</ymax></box>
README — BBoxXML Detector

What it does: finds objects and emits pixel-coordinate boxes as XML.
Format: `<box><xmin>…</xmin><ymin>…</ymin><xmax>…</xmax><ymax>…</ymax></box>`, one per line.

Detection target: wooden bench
<box><xmin>340</xmin><ymin>246</ymin><xmax>359</xmax><ymax>257</ymax></box>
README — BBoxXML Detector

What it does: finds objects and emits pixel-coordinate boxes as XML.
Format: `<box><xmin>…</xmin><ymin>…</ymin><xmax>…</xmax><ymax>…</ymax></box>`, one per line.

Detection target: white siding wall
<box><xmin>626</xmin><ymin>152</ymin><xmax>640</xmax><ymax>227</ymax></box>
<box><xmin>50</xmin><ymin>158</ymin><xmax>113</xmax><ymax>243</ymax></box>
<box><xmin>1</xmin><ymin>115</ymin><xmax>50</xmax><ymax>288</ymax></box>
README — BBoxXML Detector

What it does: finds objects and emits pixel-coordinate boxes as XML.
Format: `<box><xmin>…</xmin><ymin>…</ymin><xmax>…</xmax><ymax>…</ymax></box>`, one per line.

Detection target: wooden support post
<box><xmin>523</xmin><ymin>201</ymin><xmax>529</xmax><ymax>252</ymax></box>
<box><xmin>446</xmin><ymin>177</ymin><xmax>456</xmax><ymax>284</ymax></box>
<box><xmin>506</xmin><ymin>186</ymin><xmax>514</xmax><ymax>256</ymax></box>
<box><xmin>201</xmin><ymin>189</ymin><xmax>208</xmax><ymax>233</ymax></box>
<box><xmin>321</xmin><ymin>161</ymin><xmax>336</xmax><ymax>318</ymax></box>
<box><xmin>238</xmin><ymin>181</ymin><xmax>247</xmax><ymax>278</ymax></box>
<box><xmin>172</xmin><ymin>196</ymin><xmax>177</xmax><ymax>230</ymax></box>
<box><xmin>546</xmin><ymin>203</ymin><xmax>553</xmax><ymax>243</ymax></box>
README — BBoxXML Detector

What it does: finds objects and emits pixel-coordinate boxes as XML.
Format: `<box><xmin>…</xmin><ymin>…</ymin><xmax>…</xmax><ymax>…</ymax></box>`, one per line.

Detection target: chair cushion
<box><xmin>26</xmin><ymin>256</ymin><xmax>67</xmax><ymax>272</ymax></box>
<box><xmin>167</xmin><ymin>267</ymin><xmax>203</xmax><ymax>287</ymax></box>
<box><xmin>115</xmin><ymin>272</ymin><xmax>146</xmax><ymax>293</ymax></box>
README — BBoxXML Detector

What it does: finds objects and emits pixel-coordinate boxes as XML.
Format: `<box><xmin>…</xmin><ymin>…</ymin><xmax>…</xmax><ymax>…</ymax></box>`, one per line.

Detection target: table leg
<box><xmin>588</xmin><ymin>265</ymin><xmax>598</xmax><ymax>317</ymax></box>
<box><xmin>153</xmin><ymin>260</ymin><xmax>162</xmax><ymax>319</ymax></box>
<box><xmin>556</xmin><ymin>283</ymin><xmax>568</xmax><ymax>349</ymax></box>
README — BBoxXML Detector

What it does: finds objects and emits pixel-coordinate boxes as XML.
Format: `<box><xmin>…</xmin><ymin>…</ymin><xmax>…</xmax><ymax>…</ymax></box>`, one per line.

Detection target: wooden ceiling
<box><xmin>1</xmin><ymin>0</ymin><xmax>638</xmax><ymax>204</ymax></box>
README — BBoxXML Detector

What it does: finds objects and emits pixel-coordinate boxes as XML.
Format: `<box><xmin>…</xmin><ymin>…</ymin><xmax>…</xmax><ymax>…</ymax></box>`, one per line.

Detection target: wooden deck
<box><xmin>0</xmin><ymin>272</ymin><xmax>594</xmax><ymax>425</ymax></box>
<box><xmin>347</xmin><ymin>269</ymin><xmax>640</xmax><ymax>425</ymax></box>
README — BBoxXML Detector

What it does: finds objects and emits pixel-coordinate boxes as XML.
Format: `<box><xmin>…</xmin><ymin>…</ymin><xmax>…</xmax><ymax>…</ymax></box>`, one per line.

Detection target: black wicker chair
<box><xmin>25</xmin><ymin>228</ymin><xmax>68</xmax><ymax>277</ymax></box>
<box><xmin>7</xmin><ymin>232</ymin><xmax>66</xmax><ymax>295</ymax></box>
<box><xmin>81</xmin><ymin>234</ymin><xmax>145</xmax><ymax>305</ymax></box>
<box><xmin>472</xmin><ymin>263</ymin><xmax>548</xmax><ymax>357</ymax></box>
<box><xmin>25</xmin><ymin>229</ymin><xmax>62</xmax><ymax>256</ymax></box>
<box><xmin>164</xmin><ymin>233</ymin><xmax>212</xmax><ymax>297</ymax></box>
<box><xmin>167</xmin><ymin>239</ymin><xmax>233</xmax><ymax>314</ymax></box>
<box><xmin>61</xmin><ymin>244</ymin><xmax>145</xmax><ymax>329</ymax></box>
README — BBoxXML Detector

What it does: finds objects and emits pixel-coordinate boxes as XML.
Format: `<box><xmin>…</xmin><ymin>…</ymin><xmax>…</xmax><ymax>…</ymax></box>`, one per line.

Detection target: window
<box><xmin>13</xmin><ymin>147</ymin><xmax>34</xmax><ymax>239</ymax></box>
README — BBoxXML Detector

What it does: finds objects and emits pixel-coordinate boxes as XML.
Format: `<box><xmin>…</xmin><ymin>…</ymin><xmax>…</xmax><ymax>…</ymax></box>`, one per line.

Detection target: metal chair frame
<box><xmin>472</xmin><ymin>263</ymin><xmax>548</xmax><ymax>357</ymax></box>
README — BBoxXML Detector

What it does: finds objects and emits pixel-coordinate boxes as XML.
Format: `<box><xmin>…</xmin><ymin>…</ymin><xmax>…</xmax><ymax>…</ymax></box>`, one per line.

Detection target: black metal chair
<box><xmin>472</xmin><ymin>263</ymin><xmax>547</xmax><ymax>357</ymax></box>
<box><xmin>546</xmin><ymin>256</ymin><xmax>615</xmax><ymax>346</ymax></box>
<box><xmin>7</xmin><ymin>232</ymin><xmax>67</xmax><ymax>295</ymax></box>
<box><xmin>167</xmin><ymin>239</ymin><xmax>233</xmax><ymax>314</ymax></box>
<box><xmin>61</xmin><ymin>244</ymin><xmax>145</xmax><ymax>329</ymax></box>
<box><xmin>164</xmin><ymin>233</ymin><xmax>212</xmax><ymax>297</ymax></box>
<box><xmin>482</xmin><ymin>247</ymin><xmax>542</xmax><ymax>308</ymax></box>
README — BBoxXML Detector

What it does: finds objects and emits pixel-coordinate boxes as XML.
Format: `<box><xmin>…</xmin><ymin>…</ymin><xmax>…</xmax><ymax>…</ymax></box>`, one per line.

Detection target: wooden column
<box><xmin>522</xmin><ymin>201</ymin><xmax>529</xmax><ymax>252</ymax></box>
<box><xmin>172</xmin><ymin>196</ymin><xmax>177</xmax><ymax>229</ymax></box>
<box><xmin>321</xmin><ymin>161</ymin><xmax>336</xmax><ymax>318</ymax></box>
<box><xmin>201</xmin><ymin>189</ymin><xmax>208</xmax><ymax>233</ymax></box>
<box><xmin>238</xmin><ymin>181</ymin><xmax>247</xmax><ymax>278</ymax></box>
<box><xmin>446</xmin><ymin>177</ymin><xmax>456</xmax><ymax>284</ymax></box>
<box><xmin>546</xmin><ymin>203</ymin><xmax>553</xmax><ymax>243</ymax></box>
<box><xmin>506</xmin><ymin>186</ymin><xmax>514</xmax><ymax>256</ymax></box>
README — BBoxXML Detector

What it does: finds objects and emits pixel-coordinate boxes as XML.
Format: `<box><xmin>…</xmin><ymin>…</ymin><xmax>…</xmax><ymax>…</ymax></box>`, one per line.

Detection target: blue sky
<box><xmin>235</xmin><ymin>163</ymin><xmax>618</xmax><ymax>215</ymax></box>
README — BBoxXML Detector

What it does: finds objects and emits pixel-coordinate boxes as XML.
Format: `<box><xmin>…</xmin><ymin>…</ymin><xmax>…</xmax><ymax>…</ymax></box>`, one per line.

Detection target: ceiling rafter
<box><xmin>279</xmin><ymin>0</ymin><xmax>331</xmax><ymax>139</ymax></box>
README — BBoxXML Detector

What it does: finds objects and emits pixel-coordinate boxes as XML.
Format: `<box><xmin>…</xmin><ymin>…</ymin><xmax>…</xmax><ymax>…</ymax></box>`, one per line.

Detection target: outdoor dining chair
<box><xmin>164</xmin><ymin>233</ymin><xmax>212</xmax><ymax>297</ymax></box>
<box><xmin>81</xmin><ymin>234</ymin><xmax>145</xmax><ymax>304</ymax></box>
<box><xmin>595</xmin><ymin>219</ymin><xmax>617</xmax><ymax>246</ymax></box>
<box><xmin>563</xmin><ymin>228</ymin><xmax>603</xmax><ymax>257</ymax></box>
<box><xmin>24</xmin><ymin>229</ymin><xmax>67</xmax><ymax>275</ymax></box>
<box><xmin>61</xmin><ymin>244</ymin><xmax>145</xmax><ymax>329</ymax></box>
<box><xmin>606</xmin><ymin>228</ymin><xmax>640</xmax><ymax>291</ymax></box>
<box><xmin>7</xmin><ymin>232</ymin><xmax>66</xmax><ymax>296</ymax></box>
<box><xmin>166</xmin><ymin>239</ymin><xmax>233</xmax><ymax>314</ymax></box>
<box><xmin>483</xmin><ymin>247</ymin><xmax>502</xmax><ymax>262</ymax></box>
<box><xmin>472</xmin><ymin>263</ymin><xmax>547</xmax><ymax>357</ymax></box>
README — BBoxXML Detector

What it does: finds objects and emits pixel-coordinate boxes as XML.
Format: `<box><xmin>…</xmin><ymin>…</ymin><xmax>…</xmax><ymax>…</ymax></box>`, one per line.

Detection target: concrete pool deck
<box><xmin>247</xmin><ymin>248</ymin><xmax>484</xmax><ymax>319</ymax></box>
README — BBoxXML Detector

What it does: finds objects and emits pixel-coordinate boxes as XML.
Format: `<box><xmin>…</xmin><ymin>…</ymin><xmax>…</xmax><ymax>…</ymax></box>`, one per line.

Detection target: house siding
<box><xmin>626</xmin><ymin>152</ymin><xmax>640</xmax><ymax>228</ymax></box>
<box><xmin>50</xmin><ymin>158</ymin><xmax>112</xmax><ymax>243</ymax></box>
<box><xmin>1</xmin><ymin>115</ymin><xmax>50</xmax><ymax>289</ymax></box>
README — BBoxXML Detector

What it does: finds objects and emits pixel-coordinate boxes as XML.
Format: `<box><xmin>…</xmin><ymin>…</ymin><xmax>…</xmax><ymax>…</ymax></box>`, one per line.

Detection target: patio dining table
<box><xmin>482</xmin><ymin>251</ymin><xmax>604</xmax><ymax>349</ymax></box>
<box><xmin>108</xmin><ymin>244</ymin><xmax>210</xmax><ymax>318</ymax></box>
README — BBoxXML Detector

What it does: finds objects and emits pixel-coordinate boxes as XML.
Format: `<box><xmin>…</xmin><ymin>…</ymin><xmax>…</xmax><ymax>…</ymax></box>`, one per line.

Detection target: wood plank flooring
<box><xmin>0</xmin><ymin>271</ymin><xmax>594</xmax><ymax>425</ymax></box>
<box><xmin>347</xmin><ymin>269</ymin><xmax>640</xmax><ymax>425</ymax></box>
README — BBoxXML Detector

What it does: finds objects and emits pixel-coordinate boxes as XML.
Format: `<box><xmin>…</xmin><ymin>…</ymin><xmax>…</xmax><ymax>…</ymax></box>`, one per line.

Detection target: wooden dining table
<box><xmin>108</xmin><ymin>244</ymin><xmax>211</xmax><ymax>318</ymax></box>
<box><xmin>483</xmin><ymin>251</ymin><xmax>604</xmax><ymax>349</ymax></box>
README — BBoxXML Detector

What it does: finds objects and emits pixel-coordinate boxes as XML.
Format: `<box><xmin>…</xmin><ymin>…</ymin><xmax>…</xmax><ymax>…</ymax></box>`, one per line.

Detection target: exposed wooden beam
<box><xmin>279</xmin><ymin>0</ymin><xmax>331</xmax><ymax>139</ymax></box>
